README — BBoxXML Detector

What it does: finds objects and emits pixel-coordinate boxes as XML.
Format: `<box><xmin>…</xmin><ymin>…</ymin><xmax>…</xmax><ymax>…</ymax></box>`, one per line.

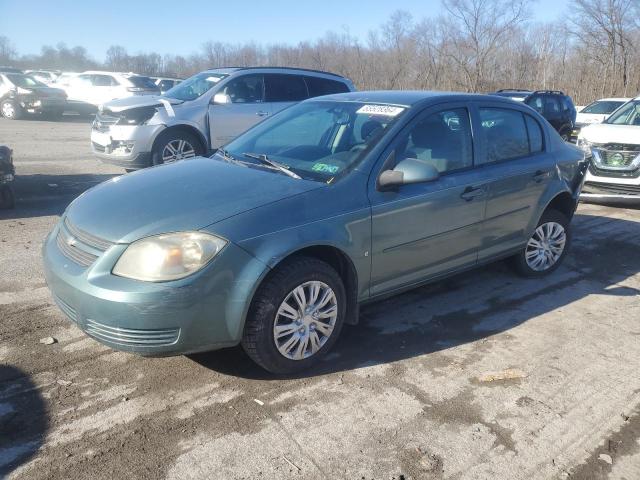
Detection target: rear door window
<box><xmin>305</xmin><ymin>76</ymin><xmax>350</xmax><ymax>97</ymax></box>
<box><xmin>478</xmin><ymin>108</ymin><xmax>530</xmax><ymax>164</ymax></box>
<box><xmin>544</xmin><ymin>96</ymin><xmax>561</xmax><ymax>115</ymax></box>
<box><xmin>128</xmin><ymin>76</ymin><xmax>157</xmax><ymax>89</ymax></box>
<box><xmin>92</xmin><ymin>75</ymin><xmax>117</xmax><ymax>87</ymax></box>
<box><xmin>524</xmin><ymin>115</ymin><xmax>544</xmax><ymax>153</ymax></box>
<box><xmin>264</xmin><ymin>74</ymin><xmax>308</xmax><ymax>102</ymax></box>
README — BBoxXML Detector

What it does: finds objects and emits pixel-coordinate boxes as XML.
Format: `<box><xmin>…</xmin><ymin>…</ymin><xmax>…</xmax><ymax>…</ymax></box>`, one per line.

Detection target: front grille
<box><xmin>85</xmin><ymin>319</ymin><xmax>180</xmax><ymax>347</ymax></box>
<box><xmin>93</xmin><ymin>112</ymin><xmax>119</xmax><ymax>132</ymax></box>
<box><xmin>583</xmin><ymin>181</ymin><xmax>640</xmax><ymax>196</ymax></box>
<box><xmin>55</xmin><ymin>218</ymin><xmax>114</xmax><ymax>267</ymax></box>
<box><xmin>592</xmin><ymin>143</ymin><xmax>640</xmax><ymax>170</ymax></box>
<box><xmin>53</xmin><ymin>294</ymin><xmax>78</xmax><ymax>323</ymax></box>
<box><xmin>589</xmin><ymin>162</ymin><xmax>640</xmax><ymax>178</ymax></box>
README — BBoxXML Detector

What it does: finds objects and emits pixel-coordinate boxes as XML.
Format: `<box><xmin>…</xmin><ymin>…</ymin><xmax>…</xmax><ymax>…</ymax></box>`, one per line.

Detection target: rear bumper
<box><xmin>42</xmin><ymin>220</ymin><xmax>269</xmax><ymax>356</ymax></box>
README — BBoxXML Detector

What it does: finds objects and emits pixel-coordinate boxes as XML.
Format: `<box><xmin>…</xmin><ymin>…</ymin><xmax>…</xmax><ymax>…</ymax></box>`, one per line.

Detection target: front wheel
<box><xmin>151</xmin><ymin>130</ymin><xmax>203</xmax><ymax>166</ymax></box>
<box><xmin>1</xmin><ymin>100</ymin><xmax>22</xmax><ymax>120</ymax></box>
<box><xmin>242</xmin><ymin>257</ymin><xmax>346</xmax><ymax>374</ymax></box>
<box><xmin>512</xmin><ymin>209</ymin><xmax>571</xmax><ymax>277</ymax></box>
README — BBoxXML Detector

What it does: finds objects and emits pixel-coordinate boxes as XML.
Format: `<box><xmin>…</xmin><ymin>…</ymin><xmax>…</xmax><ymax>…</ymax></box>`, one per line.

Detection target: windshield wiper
<box><xmin>216</xmin><ymin>148</ymin><xmax>245</xmax><ymax>166</ymax></box>
<box><xmin>242</xmin><ymin>152</ymin><xmax>301</xmax><ymax>179</ymax></box>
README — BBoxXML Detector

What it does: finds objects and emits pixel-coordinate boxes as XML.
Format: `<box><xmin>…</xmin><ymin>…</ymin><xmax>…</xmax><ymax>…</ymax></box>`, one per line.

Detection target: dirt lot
<box><xmin>1</xmin><ymin>116</ymin><xmax>639</xmax><ymax>480</ymax></box>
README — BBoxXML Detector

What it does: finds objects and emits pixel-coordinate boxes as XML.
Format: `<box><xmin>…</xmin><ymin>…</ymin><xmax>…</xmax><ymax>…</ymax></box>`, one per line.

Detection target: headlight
<box><xmin>17</xmin><ymin>87</ymin><xmax>33</xmax><ymax>95</ymax></box>
<box><xmin>112</xmin><ymin>232</ymin><xmax>227</xmax><ymax>282</ymax></box>
<box><xmin>576</xmin><ymin>138</ymin><xmax>593</xmax><ymax>154</ymax></box>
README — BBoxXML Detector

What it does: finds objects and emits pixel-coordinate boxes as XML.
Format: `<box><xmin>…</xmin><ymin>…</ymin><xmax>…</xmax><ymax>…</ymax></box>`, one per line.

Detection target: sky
<box><xmin>0</xmin><ymin>0</ymin><xmax>568</xmax><ymax>61</ymax></box>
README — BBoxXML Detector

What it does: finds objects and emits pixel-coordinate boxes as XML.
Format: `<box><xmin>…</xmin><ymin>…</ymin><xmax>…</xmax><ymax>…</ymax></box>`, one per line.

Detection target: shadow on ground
<box><xmin>0</xmin><ymin>173</ymin><xmax>119</xmax><ymax>220</ymax></box>
<box><xmin>0</xmin><ymin>366</ymin><xmax>48</xmax><ymax>477</ymax></box>
<box><xmin>192</xmin><ymin>211</ymin><xmax>640</xmax><ymax>379</ymax></box>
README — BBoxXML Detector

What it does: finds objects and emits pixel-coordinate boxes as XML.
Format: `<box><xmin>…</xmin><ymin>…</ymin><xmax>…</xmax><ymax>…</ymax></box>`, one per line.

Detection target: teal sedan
<box><xmin>43</xmin><ymin>91</ymin><xmax>588</xmax><ymax>373</ymax></box>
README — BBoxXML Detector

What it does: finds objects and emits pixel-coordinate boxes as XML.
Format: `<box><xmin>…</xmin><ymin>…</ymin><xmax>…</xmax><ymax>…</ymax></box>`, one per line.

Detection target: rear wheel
<box><xmin>151</xmin><ymin>130</ymin><xmax>203</xmax><ymax>166</ymax></box>
<box><xmin>1</xmin><ymin>100</ymin><xmax>22</xmax><ymax>120</ymax></box>
<box><xmin>512</xmin><ymin>209</ymin><xmax>570</xmax><ymax>277</ymax></box>
<box><xmin>242</xmin><ymin>257</ymin><xmax>346</xmax><ymax>374</ymax></box>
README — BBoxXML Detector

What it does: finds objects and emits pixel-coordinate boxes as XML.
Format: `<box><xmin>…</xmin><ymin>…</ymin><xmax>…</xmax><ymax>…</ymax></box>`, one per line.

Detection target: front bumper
<box><xmin>581</xmin><ymin>168</ymin><xmax>640</xmax><ymax>202</ymax></box>
<box><xmin>91</xmin><ymin>123</ymin><xmax>164</xmax><ymax>170</ymax></box>
<box><xmin>42</xmin><ymin>220</ymin><xmax>269</xmax><ymax>356</ymax></box>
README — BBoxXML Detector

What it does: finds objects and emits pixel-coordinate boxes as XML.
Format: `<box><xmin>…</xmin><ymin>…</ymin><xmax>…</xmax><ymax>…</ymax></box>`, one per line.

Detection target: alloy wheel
<box><xmin>525</xmin><ymin>221</ymin><xmax>567</xmax><ymax>271</ymax></box>
<box><xmin>161</xmin><ymin>139</ymin><xmax>196</xmax><ymax>163</ymax></box>
<box><xmin>273</xmin><ymin>281</ymin><xmax>338</xmax><ymax>360</ymax></box>
<box><xmin>2</xmin><ymin>102</ymin><xmax>15</xmax><ymax>119</ymax></box>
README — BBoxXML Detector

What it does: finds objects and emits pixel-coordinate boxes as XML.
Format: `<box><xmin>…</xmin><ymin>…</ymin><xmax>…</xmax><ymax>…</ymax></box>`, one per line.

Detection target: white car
<box><xmin>59</xmin><ymin>71</ymin><xmax>159</xmax><ymax>113</ymax></box>
<box><xmin>577</xmin><ymin>96</ymin><xmax>640</xmax><ymax>202</ymax></box>
<box><xmin>24</xmin><ymin>70</ymin><xmax>60</xmax><ymax>85</ymax></box>
<box><xmin>576</xmin><ymin>98</ymin><xmax>630</xmax><ymax>125</ymax></box>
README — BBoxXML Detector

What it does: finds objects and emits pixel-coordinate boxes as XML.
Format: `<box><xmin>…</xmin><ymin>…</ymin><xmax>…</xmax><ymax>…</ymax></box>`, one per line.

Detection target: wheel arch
<box><xmin>262</xmin><ymin>244</ymin><xmax>360</xmax><ymax>326</ymax></box>
<box><xmin>543</xmin><ymin>190</ymin><xmax>577</xmax><ymax>220</ymax></box>
<box><xmin>151</xmin><ymin>124</ymin><xmax>208</xmax><ymax>156</ymax></box>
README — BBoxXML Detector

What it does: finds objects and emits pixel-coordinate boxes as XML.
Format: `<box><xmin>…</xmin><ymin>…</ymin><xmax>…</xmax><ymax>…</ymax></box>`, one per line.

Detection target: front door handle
<box><xmin>460</xmin><ymin>186</ymin><xmax>485</xmax><ymax>201</ymax></box>
<box><xmin>256</xmin><ymin>111</ymin><xmax>269</xmax><ymax>117</ymax></box>
<box><xmin>533</xmin><ymin>170</ymin><xmax>550</xmax><ymax>183</ymax></box>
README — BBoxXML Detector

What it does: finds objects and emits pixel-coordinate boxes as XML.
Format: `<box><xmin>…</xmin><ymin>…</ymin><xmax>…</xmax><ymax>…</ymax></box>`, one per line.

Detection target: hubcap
<box><xmin>525</xmin><ymin>221</ymin><xmax>566</xmax><ymax>271</ymax></box>
<box><xmin>273</xmin><ymin>281</ymin><xmax>338</xmax><ymax>360</ymax></box>
<box><xmin>161</xmin><ymin>139</ymin><xmax>196</xmax><ymax>163</ymax></box>
<box><xmin>2</xmin><ymin>103</ymin><xmax>15</xmax><ymax>118</ymax></box>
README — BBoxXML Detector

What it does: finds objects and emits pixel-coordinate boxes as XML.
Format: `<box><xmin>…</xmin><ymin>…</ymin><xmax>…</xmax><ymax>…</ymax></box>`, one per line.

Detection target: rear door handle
<box><xmin>533</xmin><ymin>170</ymin><xmax>550</xmax><ymax>183</ymax></box>
<box><xmin>460</xmin><ymin>186</ymin><xmax>485</xmax><ymax>201</ymax></box>
<box><xmin>256</xmin><ymin>111</ymin><xmax>269</xmax><ymax>117</ymax></box>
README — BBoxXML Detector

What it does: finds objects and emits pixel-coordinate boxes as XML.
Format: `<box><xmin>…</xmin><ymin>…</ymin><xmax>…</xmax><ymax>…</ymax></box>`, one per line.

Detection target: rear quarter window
<box><xmin>305</xmin><ymin>76</ymin><xmax>350</xmax><ymax>97</ymax></box>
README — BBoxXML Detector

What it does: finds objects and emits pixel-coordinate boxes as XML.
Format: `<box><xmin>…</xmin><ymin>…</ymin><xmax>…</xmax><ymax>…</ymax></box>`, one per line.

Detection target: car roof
<box><xmin>306</xmin><ymin>90</ymin><xmax>521</xmax><ymax>107</ymax></box>
<box><xmin>201</xmin><ymin>66</ymin><xmax>348</xmax><ymax>80</ymax></box>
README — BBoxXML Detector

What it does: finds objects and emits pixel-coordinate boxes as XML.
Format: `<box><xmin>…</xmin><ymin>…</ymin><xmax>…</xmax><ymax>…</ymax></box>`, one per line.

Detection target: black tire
<box><xmin>242</xmin><ymin>257</ymin><xmax>346</xmax><ymax>374</ymax></box>
<box><xmin>151</xmin><ymin>130</ymin><xmax>204</xmax><ymax>166</ymax></box>
<box><xmin>1</xmin><ymin>100</ymin><xmax>23</xmax><ymax>120</ymax></box>
<box><xmin>0</xmin><ymin>185</ymin><xmax>15</xmax><ymax>209</ymax></box>
<box><xmin>512</xmin><ymin>209</ymin><xmax>571</xmax><ymax>278</ymax></box>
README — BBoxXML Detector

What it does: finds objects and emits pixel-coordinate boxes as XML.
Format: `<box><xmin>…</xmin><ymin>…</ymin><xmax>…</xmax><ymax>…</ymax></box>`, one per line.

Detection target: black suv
<box><xmin>492</xmin><ymin>89</ymin><xmax>576</xmax><ymax>141</ymax></box>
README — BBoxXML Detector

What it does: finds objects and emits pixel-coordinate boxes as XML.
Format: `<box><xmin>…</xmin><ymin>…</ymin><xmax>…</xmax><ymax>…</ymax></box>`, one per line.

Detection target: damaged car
<box><xmin>90</xmin><ymin>67</ymin><xmax>354</xmax><ymax>171</ymax></box>
<box><xmin>0</xmin><ymin>72</ymin><xmax>67</xmax><ymax>120</ymax></box>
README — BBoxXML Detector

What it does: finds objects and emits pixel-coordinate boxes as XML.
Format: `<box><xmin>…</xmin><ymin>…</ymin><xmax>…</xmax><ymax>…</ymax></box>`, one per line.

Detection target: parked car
<box><xmin>90</xmin><ymin>67</ymin><xmax>355</xmax><ymax>171</ymax></box>
<box><xmin>150</xmin><ymin>76</ymin><xmax>182</xmax><ymax>94</ymax></box>
<box><xmin>0</xmin><ymin>145</ymin><xmax>15</xmax><ymax>209</ymax></box>
<box><xmin>60</xmin><ymin>71</ymin><xmax>159</xmax><ymax>114</ymax></box>
<box><xmin>492</xmin><ymin>89</ymin><xmax>577</xmax><ymax>141</ymax></box>
<box><xmin>578</xmin><ymin>95</ymin><xmax>640</xmax><ymax>203</ymax></box>
<box><xmin>0</xmin><ymin>72</ymin><xmax>67</xmax><ymax>120</ymax></box>
<box><xmin>43</xmin><ymin>91</ymin><xmax>588</xmax><ymax>373</ymax></box>
<box><xmin>570</xmin><ymin>97</ymin><xmax>631</xmax><ymax>142</ymax></box>
<box><xmin>25</xmin><ymin>70</ymin><xmax>61</xmax><ymax>85</ymax></box>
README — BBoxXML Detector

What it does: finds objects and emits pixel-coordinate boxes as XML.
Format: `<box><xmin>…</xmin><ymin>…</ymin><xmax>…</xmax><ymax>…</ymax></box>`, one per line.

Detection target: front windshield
<box><xmin>220</xmin><ymin>101</ymin><xmax>407</xmax><ymax>182</ymax></box>
<box><xmin>163</xmin><ymin>72</ymin><xmax>227</xmax><ymax>101</ymax></box>
<box><xmin>605</xmin><ymin>100</ymin><xmax>640</xmax><ymax>125</ymax></box>
<box><xmin>6</xmin><ymin>74</ymin><xmax>46</xmax><ymax>88</ymax></box>
<box><xmin>582</xmin><ymin>100</ymin><xmax>626</xmax><ymax>114</ymax></box>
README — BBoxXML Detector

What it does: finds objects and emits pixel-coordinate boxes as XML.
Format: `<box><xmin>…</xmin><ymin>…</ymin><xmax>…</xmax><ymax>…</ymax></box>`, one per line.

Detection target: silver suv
<box><xmin>90</xmin><ymin>67</ymin><xmax>355</xmax><ymax>171</ymax></box>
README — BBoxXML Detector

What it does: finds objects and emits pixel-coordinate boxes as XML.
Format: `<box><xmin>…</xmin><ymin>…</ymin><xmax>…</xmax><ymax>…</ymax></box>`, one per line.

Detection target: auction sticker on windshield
<box><xmin>356</xmin><ymin>105</ymin><xmax>405</xmax><ymax>116</ymax></box>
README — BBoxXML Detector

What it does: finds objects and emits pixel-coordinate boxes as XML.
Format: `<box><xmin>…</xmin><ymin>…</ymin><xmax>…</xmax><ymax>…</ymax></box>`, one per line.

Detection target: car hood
<box><xmin>575</xmin><ymin>113</ymin><xmax>606</xmax><ymax>125</ymax></box>
<box><xmin>65</xmin><ymin>157</ymin><xmax>323</xmax><ymax>244</ymax></box>
<box><xmin>27</xmin><ymin>86</ymin><xmax>66</xmax><ymax>98</ymax></box>
<box><xmin>580</xmin><ymin>123</ymin><xmax>640</xmax><ymax>145</ymax></box>
<box><xmin>102</xmin><ymin>95</ymin><xmax>183</xmax><ymax>112</ymax></box>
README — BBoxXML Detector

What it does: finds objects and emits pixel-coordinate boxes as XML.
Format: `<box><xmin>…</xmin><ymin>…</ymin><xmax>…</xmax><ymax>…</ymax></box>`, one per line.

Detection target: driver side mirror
<box><xmin>378</xmin><ymin>158</ymin><xmax>440</xmax><ymax>191</ymax></box>
<box><xmin>212</xmin><ymin>93</ymin><xmax>231</xmax><ymax>105</ymax></box>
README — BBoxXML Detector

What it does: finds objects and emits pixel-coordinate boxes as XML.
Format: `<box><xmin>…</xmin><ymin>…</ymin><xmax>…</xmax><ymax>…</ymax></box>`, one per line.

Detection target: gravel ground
<box><xmin>1</xmin><ymin>116</ymin><xmax>639</xmax><ymax>480</ymax></box>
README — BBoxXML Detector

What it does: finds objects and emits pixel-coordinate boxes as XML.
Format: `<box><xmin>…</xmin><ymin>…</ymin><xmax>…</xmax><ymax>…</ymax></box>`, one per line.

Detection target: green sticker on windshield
<box><xmin>312</xmin><ymin>163</ymin><xmax>339</xmax><ymax>174</ymax></box>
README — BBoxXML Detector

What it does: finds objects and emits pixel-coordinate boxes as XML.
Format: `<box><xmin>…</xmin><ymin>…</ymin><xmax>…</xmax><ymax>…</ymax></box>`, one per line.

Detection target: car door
<box><xmin>368</xmin><ymin>104</ymin><xmax>487</xmax><ymax>296</ymax></box>
<box><xmin>474</xmin><ymin>104</ymin><xmax>556</xmax><ymax>261</ymax></box>
<box><xmin>208</xmin><ymin>74</ymin><xmax>268</xmax><ymax>148</ymax></box>
<box><xmin>65</xmin><ymin>74</ymin><xmax>93</xmax><ymax>104</ymax></box>
<box><xmin>542</xmin><ymin>95</ymin><xmax>563</xmax><ymax>133</ymax></box>
<box><xmin>90</xmin><ymin>74</ymin><xmax>118</xmax><ymax>105</ymax></box>
<box><xmin>264</xmin><ymin>73</ymin><xmax>308</xmax><ymax>115</ymax></box>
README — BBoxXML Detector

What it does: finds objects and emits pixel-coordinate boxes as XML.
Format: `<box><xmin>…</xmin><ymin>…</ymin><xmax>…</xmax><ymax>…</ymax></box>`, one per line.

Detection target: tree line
<box><xmin>1</xmin><ymin>0</ymin><xmax>639</xmax><ymax>104</ymax></box>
